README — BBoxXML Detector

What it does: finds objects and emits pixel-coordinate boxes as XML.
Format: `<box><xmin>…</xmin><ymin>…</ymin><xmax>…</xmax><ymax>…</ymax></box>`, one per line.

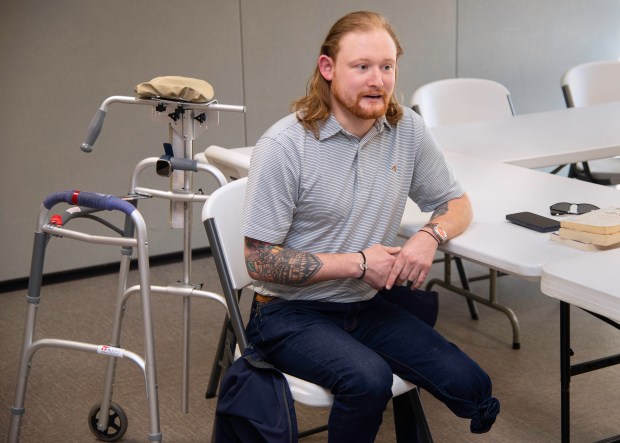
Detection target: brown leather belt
<box><xmin>254</xmin><ymin>293</ymin><xmax>278</xmax><ymax>303</ymax></box>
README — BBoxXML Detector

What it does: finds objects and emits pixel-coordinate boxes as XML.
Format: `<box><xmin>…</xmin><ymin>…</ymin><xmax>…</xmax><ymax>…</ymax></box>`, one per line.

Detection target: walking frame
<box><xmin>8</xmin><ymin>92</ymin><xmax>245</xmax><ymax>442</ymax></box>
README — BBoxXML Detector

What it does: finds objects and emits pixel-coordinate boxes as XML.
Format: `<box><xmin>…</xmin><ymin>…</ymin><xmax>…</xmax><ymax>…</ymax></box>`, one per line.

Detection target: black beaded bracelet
<box><xmin>357</xmin><ymin>250</ymin><xmax>368</xmax><ymax>279</ymax></box>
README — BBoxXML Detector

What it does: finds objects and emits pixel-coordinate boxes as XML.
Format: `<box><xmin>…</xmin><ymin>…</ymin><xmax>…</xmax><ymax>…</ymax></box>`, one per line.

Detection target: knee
<box><xmin>342</xmin><ymin>361</ymin><xmax>393</xmax><ymax>404</ymax></box>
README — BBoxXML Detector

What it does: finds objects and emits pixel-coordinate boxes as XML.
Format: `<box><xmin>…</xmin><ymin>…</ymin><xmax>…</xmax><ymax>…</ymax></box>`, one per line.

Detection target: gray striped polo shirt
<box><xmin>242</xmin><ymin>106</ymin><xmax>464</xmax><ymax>302</ymax></box>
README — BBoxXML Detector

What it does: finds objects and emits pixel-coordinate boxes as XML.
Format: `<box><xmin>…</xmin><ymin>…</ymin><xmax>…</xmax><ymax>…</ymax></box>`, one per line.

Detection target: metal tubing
<box><xmin>133</xmin><ymin>187</ymin><xmax>208</xmax><ymax>202</ymax></box>
<box><xmin>570</xmin><ymin>354</ymin><xmax>620</xmax><ymax>376</ymax></box>
<box><xmin>196</xmin><ymin>162</ymin><xmax>228</xmax><ymax>187</ymax></box>
<box><xmin>130</xmin><ymin>158</ymin><xmax>159</xmax><ymax>192</ymax></box>
<box><xmin>7</xmin><ymin>232</ymin><xmax>48</xmax><ymax>443</ymax></box>
<box><xmin>98</xmin><ymin>96</ymin><xmax>245</xmax><ymax>114</ymax></box>
<box><xmin>560</xmin><ymin>301</ymin><xmax>570</xmax><ymax>443</ymax></box>
<box><xmin>426</xmin><ymin>266</ymin><xmax>521</xmax><ymax>349</ymax></box>
<box><xmin>41</xmin><ymin>225</ymin><xmax>138</xmax><ymax>248</ymax></box>
<box><xmin>27</xmin><ymin>338</ymin><xmax>145</xmax><ymax>372</ymax></box>
<box><xmin>131</xmin><ymin>211</ymin><xmax>161</xmax><ymax>438</ymax></box>
<box><xmin>121</xmin><ymin>284</ymin><xmax>226</xmax><ymax>308</ymax></box>
<box><xmin>97</xmin><ymin>215</ymin><xmax>136</xmax><ymax>432</ymax></box>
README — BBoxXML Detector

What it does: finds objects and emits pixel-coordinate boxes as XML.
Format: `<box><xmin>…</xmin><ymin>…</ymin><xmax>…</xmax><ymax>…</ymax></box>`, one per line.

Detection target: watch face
<box><xmin>433</xmin><ymin>225</ymin><xmax>448</xmax><ymax>243</ymax></box>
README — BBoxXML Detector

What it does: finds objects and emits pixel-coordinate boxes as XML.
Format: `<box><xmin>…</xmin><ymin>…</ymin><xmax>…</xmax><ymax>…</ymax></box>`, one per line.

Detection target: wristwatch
<box><xmin>423</xmin><ymin>222</ymin><xmax>448</xmax><ymax>245</ymax></box>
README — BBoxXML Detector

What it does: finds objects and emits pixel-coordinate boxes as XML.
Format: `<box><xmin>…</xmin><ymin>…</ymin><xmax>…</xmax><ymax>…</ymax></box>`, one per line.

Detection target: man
<box><xmin>241</xmin><ymin>10</ymin><xmax>499</xmax><ymax>441</ymax></box>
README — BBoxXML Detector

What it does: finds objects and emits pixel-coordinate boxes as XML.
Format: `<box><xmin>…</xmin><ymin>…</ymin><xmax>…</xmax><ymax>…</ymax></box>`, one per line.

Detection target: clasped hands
<box><xmin>360</xmin><ymin>234</ymin><xmax>438</xmax><ymax>291</ymax></box>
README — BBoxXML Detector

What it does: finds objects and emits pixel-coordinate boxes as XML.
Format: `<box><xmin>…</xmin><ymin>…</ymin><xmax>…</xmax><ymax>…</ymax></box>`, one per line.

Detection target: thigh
<box><xmin>353</xmin><ymin>297</ymin><xmax>492</xmax><ymax>416</ymax></box>
<box><xmin>354</xmin><ymin>297</ymin><xmax>483</xmax><ymax>384</ymax></box>
<box><xmin>246</xmin><ymin>300</ymin><xmax>393</xmax><ymax>392</ymax></box>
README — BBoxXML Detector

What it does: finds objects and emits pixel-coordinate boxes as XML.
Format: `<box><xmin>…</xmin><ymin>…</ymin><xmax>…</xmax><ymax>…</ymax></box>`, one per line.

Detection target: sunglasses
<box><xmin>549</xmin><ymin>202</ymin><xmax>599</xmax><ymax>216</ymax></box>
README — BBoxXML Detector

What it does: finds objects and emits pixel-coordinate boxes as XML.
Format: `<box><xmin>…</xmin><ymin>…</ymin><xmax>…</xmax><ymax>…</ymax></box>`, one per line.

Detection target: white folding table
<box><xmin>400</xmin><ymin>151</ymin><xmax>620</xmax><ymax>348</ymax></box>
<box><xmin>541</xmin><ymin>251</ymin><xmax>620</xmax><ymax>443</ymax></box>
<box><xmin>430</xmin><ymin>101</ymin><xmax>620</xmax><ymax>169</ymax></box>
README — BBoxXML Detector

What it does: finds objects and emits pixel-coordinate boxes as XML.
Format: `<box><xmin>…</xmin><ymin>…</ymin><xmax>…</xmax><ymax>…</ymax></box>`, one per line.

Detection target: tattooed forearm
<box><xmin>430</xmin><ymin>202</ymin><xmax>449</xmax><ymax>220</ymax></box>
<box><xmin>245</xmin><ymin>238</ymin><xmax>323</xmax><ymax>285</ymax></box>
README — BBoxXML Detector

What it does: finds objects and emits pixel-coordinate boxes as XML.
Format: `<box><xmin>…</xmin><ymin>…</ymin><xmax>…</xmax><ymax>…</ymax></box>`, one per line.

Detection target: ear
<box><xmin>318</xmin><ymin>55</ymin><xmax>334</xmax><ymax>81</ymax></box>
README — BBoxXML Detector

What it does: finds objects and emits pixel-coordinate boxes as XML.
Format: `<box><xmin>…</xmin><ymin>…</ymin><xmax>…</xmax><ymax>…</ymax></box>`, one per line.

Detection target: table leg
<box><xmin>560</xmin><ymin>301</ymin><xmax>571</xmax><ymax>443</ymax></box>
<box><xmin>426</xmin><ymin>258</ymin><xmax>520</xmax><ymax>349</ymax></box>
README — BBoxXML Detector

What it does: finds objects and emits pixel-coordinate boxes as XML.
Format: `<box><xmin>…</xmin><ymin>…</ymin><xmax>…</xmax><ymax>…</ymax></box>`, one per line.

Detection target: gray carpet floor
<box><xmin>1</xmin><ymin>253</ymin><xmax>619</xmax><ymax>442</ymax></box>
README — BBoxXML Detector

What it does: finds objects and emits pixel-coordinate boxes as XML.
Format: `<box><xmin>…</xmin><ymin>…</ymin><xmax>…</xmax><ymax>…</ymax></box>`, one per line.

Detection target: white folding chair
<box><xmin>411</xmin><ymin>78</ymin><xmax>515</xmax><ymax>127</ymax></box>
<box><xmin>561</xmin><ymin>60</ymin><xmax>620</xmax><ymax>185</ymax></box>
<box><xmin>202</xmin><ymin>178</ymin><xmax>433</xmax><ymax>442</ymax></box>
<box><xmin>408</xmin><ymin>78</ymin><xmax>518</xmax><ymax>345</ymax></box>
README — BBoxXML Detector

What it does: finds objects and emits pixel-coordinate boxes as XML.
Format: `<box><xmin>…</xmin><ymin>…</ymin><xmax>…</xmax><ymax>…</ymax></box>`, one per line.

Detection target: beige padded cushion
<box><xmin>135</xmin><ymin>76</ymin><xmax>214</xmax><ymax>103</ymax></box>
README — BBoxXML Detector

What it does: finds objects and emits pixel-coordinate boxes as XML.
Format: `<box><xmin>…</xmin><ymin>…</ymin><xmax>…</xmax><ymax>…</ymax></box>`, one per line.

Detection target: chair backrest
<box><xmin>411</xmin><ymin>78</ymin><xmax>515</xmax><ymax>127</ymax></box>
<box><xmin>204</xmin><ymin>145</ymin><xmax>252</xmax><ymax>180</ymax></box>
<box><xmin>561</xmin><ymin>60</ymin><xmax>620</xmax><ymax>108</ymax></box>
<box><xmin>202</xmin><ymin>177</ymin><xmax>252</xmax><ymax>350</ymax></box>
<box><xmin>202</xmin><ymin>177</ymin><xmax>252</xmax><ymax>292</ymax></box>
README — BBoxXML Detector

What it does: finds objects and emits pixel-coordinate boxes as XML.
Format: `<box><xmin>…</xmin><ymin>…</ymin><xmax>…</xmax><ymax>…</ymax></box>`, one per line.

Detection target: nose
<box><xmin>368</xmin><ymin>67</ymin><xmax>384</xmax><ymax>87</ymax></box>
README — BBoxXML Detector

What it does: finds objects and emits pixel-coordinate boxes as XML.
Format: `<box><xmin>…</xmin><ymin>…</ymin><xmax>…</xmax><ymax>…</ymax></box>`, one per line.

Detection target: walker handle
<box><xmin>80</xmin><ymin>109</ymin><xmax>107</xmax><ymax>153</ymax></box>
<box><xmin>43</xmin><ymin>190</ymin><xmax>136</xmax><ymax>215</ymax></box>
<box><xmin>170</xmin><ymin>157</ymin><xmax>199</xmax><ymax>172</ymax></box>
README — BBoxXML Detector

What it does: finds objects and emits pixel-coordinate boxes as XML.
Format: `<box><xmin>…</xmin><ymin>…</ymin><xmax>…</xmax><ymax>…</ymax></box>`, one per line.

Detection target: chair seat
<box><xmin>285</xmin><ymin>372</ymin><xmax>415</xmax><ymax>408</ymax></box>
<box><xmin>233</xmin><ymin>345</ymin><xmax>415</xmax><ymax>407</ymax></box>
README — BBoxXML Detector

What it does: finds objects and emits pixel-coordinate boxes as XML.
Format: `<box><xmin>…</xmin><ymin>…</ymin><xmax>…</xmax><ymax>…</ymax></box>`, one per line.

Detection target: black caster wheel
<box><xmin>88</xmin><ymin>402</ymin><xmax>128</xmax><ymax>442</ymax></box>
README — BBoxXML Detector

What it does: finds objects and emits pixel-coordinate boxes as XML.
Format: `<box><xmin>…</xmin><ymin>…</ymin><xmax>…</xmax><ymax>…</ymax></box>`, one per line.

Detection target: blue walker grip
<box><xmin>43</xmin><ymin>190</ymin><xmax>136</xmax><ymax>216</ymax></box>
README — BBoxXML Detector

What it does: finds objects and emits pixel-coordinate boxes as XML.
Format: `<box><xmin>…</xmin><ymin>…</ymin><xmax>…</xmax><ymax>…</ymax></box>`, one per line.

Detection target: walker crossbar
<box><xmin>129</xmin><ymin>157</ymin><xmax>227</xmax><ymax>195</ymax></box>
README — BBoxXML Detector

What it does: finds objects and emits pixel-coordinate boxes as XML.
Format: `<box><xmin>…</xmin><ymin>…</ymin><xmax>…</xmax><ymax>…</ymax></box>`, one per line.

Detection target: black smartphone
<box><xmin>506</xmin><ymin>212</ymin><xmax>560</xmax><ymax>233</ymax></box>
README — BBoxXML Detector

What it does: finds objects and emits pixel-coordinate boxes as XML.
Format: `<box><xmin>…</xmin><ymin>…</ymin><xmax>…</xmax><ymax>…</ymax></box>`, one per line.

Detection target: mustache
<box><xmin>357</xmin><ymin>90</ymin><xmax>388</xmax><ymax>99</ymax></box>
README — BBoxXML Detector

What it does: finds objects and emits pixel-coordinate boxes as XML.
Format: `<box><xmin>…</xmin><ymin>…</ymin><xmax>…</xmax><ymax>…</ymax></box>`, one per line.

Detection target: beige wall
<box><xmin>1</xmin><ymin>0</ymin><xmax>619</xmax><ymax>282</ymax></box>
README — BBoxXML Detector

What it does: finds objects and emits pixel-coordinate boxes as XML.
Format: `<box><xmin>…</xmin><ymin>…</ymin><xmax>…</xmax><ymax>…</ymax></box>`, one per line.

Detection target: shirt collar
<box><xmin>318</xmin><ymin>114</ymin><xmax>392</xmax><ymax>141</ymax></box>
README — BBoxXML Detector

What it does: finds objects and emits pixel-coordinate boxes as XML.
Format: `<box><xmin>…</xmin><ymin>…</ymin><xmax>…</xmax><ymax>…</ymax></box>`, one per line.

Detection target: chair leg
<box><xmin>550</xmin><ymin>164</ymin><xmax>567</xmax><ymax>174</ymax></box>
<box><xmin>206</xmin><ymin>289</ymin><xmax>244</xmax><ymax>398</ymax></box>
<box><xmin>298</xmin><ymin>425</ymin><xmax>329</xmax><ymax>439</ymax></box>
<box><xmin>205</xmin><ymin>318</ymin><xmax>230</xmax><ymax>398</ymax></box>
<box><xmin>568</xmin><ymin>162</ymin><xmax>612</xmax><ymax>185</ymax></box>
<box><xmin>393</xmin><ymin>388</ymin><xmax>433</xmax><ymax>443</ymax></box>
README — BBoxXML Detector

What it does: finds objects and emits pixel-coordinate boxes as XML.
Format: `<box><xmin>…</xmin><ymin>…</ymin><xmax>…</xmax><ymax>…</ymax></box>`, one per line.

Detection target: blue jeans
<box><xmin>246</xmin><ymin>291</ymin><xmax>499</xmax><ymax>442</ymax></box>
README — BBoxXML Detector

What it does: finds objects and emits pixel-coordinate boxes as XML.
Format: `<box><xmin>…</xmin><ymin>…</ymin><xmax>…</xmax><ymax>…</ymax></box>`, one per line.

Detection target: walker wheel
<box><xmin>88</xmin><ymin>402</ymin><xmax>128</xmax><ymax>442</ymax></box>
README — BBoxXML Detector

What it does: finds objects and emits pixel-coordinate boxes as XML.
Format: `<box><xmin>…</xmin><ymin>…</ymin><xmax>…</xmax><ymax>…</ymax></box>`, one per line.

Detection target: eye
<box><xmin>356</xmin><ymin>64</ymin><xmax>368</xmax><ymax>71</ymax></box>
<box><xmin>381</xmin><ymin>64</ymin><xmax>394</xmax><ymax>72</ymax></box>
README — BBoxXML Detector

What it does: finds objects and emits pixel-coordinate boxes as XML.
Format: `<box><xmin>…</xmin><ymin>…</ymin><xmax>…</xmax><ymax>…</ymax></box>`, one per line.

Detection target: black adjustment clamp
<box><xmin>156</xmin><ymin>143</ymin><xmax>175</xmax><ymax>177</ymax></box>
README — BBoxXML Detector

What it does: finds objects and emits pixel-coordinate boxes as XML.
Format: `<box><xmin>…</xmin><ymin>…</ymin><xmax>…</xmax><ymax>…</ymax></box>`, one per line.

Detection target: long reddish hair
<box><xmin>291</xmin><ymin>11</ymin><xmax>404</xmax><ymax>136</ymax></box>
